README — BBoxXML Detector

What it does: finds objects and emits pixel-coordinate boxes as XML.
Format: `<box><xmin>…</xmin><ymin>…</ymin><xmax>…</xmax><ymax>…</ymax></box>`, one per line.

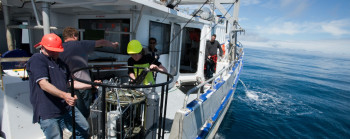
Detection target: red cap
<box><xmin>34</xmin><ymin>33</ymin><xmax>64</xmax><ymax>52</ymax></box>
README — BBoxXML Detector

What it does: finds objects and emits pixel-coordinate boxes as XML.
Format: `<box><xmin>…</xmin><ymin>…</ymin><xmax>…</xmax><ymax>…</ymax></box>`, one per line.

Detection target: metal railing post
<box><xmin>162</xmin><ymin>75</ymin><xmax>170</xmax><ymax>138</ymax></box>
<box><xmin>101</xmin><ymin>86</ymin><xmax>106</xmax><ymax>138</ymax></box>
<box><xmin>70</xmin><ymin>77</ymin><xmax>76</xmax><ymax>139</ymax></box>
<box><xmin>158</xmin><ymin>85</ymin><xmax>165</xmax><ymax>139</ymax></box>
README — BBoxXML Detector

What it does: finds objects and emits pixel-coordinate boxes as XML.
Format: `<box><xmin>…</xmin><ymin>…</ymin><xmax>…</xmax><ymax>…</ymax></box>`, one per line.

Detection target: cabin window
<box><xmin>149</xmin><ymin>21</ymin><xmax>170</xmax><ymax>54</ymax></box>
<box><xmin>22</xmin><ymin>22</ymin><xmax>29</xmax><ymax>44</ymax></box>
<box><xmin>180</xmin><ymin>27</ymin><xmax>201</xmax><ymax>73</ymax></box>
<box><xmin>79</xmin><ymin>19</ymin><xmax>130</xmax><ymax>54</ymax></box>
<box><xmin>226</xmin><ymin>20</ymin><xmax>228</xmax><ymax>33</ymax></box>
<box><xmin>168</xmin><ymin>23</ymin><xmax>181</xmax><ymax>76</ymax></box>
<box><xmin>20</xmin><ymin>22</ymin><xmax>31</xmax><ymax>55</ymax></box>
<box><xmin>10</xmin><ymin>21</ymin><xmax>31</xmax><ymax>55</ymax></box>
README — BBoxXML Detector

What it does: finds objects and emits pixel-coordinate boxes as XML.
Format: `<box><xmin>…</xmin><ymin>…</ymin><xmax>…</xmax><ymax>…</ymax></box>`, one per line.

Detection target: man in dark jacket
<box><xmin>205</xmin><ymin>34</ymin><xmax>223</xmax><ymax>79</ymax></box>
<box><xmin>59</xmin><ymin>27</ymin><xmax>118</xmax><ymax>119</ymax></box>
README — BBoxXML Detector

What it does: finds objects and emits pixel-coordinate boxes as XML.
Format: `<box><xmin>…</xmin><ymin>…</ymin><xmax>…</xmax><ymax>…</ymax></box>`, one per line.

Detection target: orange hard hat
<box><xmin>34</xmin><ymin>33</ymin><xmax>64</xmax><ymax>52</ymax></box>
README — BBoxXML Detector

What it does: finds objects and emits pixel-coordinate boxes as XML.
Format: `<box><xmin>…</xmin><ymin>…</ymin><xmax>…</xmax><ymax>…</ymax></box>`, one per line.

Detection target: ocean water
<box><xmin>215</xmin><ymin>47</ymin><xmax>350</xmax><ymax>138</ymax></box>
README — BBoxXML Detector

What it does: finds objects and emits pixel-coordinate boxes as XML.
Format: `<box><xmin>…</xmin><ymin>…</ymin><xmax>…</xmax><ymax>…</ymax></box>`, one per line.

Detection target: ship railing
<box><xmin>219</xmin><ymin>41</ymin><xmax>243</xmax><ymax>62</ymax></box>
<box><xmin>71</xmin><ymin>65</ymin><xmax>173</xmax><ymax>139</ymax></box>
<box><xmin>183</xmin><ymin>46</ymin><xmax>244</xmax><ymax>108</ymax></box>
<box><xmin>0</xmin><ymin>57</ymin><xmax>31</xmax><ymax>90</ymax></box>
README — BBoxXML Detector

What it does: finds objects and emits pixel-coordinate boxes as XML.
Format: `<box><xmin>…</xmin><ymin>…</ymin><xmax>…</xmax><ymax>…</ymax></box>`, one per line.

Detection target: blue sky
<box><xmin>180</xmin><ymin>0</ymin><xmax>350</xmax><ymax>56</ymax></box>
<box><xmin>237</xmin><ymin>0</ymin><xmax>350</xmax><ymax>55</ymax></box>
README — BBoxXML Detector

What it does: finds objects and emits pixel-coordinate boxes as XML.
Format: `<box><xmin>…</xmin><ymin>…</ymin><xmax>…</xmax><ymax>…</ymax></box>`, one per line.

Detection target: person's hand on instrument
<box><xmin>63</xmin><ymin>93</ymin><xmax>77</xmax><ymax>106</ymax></box>
<box><xmin>93</xmin><ymin>80</ymin><xmax>102</xmax><ymax>89</ymax></box>
<box><xmin>149</xmin><ymin>64</ymin><xmax>159</xmax><ymax>70</ymax></box>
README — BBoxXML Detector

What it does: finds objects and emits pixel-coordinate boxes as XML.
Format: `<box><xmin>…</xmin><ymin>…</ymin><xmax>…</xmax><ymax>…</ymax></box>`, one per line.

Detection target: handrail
<box><xmin>71</xmin><ymin>65</ymin><xmax>173</xmax><ymax>139</ymax></box>
<box><xmin>71</xmin><ymin>65</ymin><xmax>174</xmax><ymax>89</ymax></box>
<box><xmin>221</xmin><ymin>42</ymin><xmax>235</xmax><ymax>61</ymax></box>
<box><xmin>0</xmin><ymin>57</ymin><xmax>31</xmax><ymax>62</ymax></box>
<box><xmin>182</xmin><ymin>51</ymin><xmax>243</xmax><ymax>108</ymax></box>
<box><xmin>7</xmin><ymin>25</ymin><xmax>133</xmax><ymax>35</ymax></box>
<box><xmin>0</xmin><ymin>57</ymin><xmax>31</xmax><ymax>90</ymax></box>
<box><xmin>220</xmin><ymin>41</ymin><xmax>242</xmax><ymax>62</ymax></box>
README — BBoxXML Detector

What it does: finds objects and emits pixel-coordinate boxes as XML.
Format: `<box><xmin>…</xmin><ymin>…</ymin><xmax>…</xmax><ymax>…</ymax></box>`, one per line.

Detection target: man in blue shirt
<box><xmin>27</xmin><ymin>33</ymin><xmax>89</xmax><ymax>139</ymax></box>
<box><xmin>59</xmin><ymin>27</ymin><xmax>118</xmax><ymax>119</ymax></box>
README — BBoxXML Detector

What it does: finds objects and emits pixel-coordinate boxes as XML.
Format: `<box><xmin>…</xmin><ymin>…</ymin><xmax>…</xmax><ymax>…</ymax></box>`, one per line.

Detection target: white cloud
<box><xmin>268</xmin><ymin>22</ymin><xmax>301</xmax><ymax>35</ymax></box>
<box><xmin>240</xmin><ymin>18</ymin><xmax>350</xmax><ymax>56</ymax></box>
<box><xmin>280</xmin><ymin>0</ymin><xmax>294</xmax><ymax>7</ymax></box>
<box><xmin>239</xmin><ymin>17</ymin><xmax>249</xmax><ymax>22</ymax></box>
<box><xmin>252</xmin><ymin>18</ymin><xmax>350</xmax><ymax>37</ymax></box>
<box><xmin>241</xmin><ymin>0</ymin><xmax>261</xmax><ymax>6</ymax></box>
<box><xmin>287</xmin><ymin>1</ymin><xmax>309</xmax><ymax>17</ymax></box>
<box><xmin>237</xmin><ymin>0</ymin><xmax>350</xmax><ymax>56</ymax></box>
<box><xmin>261</xmin><ymin>0</ymin><xmax>310</xmax><ymax>18</ymax></box>
<box><xmin>240</xmin><ymin>32</ymin><xmax>269</xmax><ymax>42</ymax></box>
<box><xmin>241</xmin><ymin>39</ymin><xmax>350</xmax><ymax>56</ymax></box>
<box><xmin>321</xmin><ymin>19</ymin><xmax>350</xmax><ymax>36</ymax></box>
<box><xmin>254</xmin><ymin>20</ymin><xmax>308</xmax><ymax>35</ymax></box>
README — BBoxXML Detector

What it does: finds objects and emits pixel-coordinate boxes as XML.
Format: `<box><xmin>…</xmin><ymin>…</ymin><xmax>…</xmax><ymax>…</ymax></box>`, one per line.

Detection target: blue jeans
<box><xmin>39</xmin><ymin>107</ymin><xmax>89</xmax><ymax>139</ymax></box>
<box><xmin>75</xmin><ymin>89</ymin><xmax>93</xmax><ymax>119</ymax></box>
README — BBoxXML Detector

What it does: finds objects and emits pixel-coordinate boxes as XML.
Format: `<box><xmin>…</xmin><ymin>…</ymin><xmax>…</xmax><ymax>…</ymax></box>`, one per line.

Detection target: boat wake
<box><xmin>238</xmin><ymin>80</ymin><xmax>322</xmax><ymax>116</ymax></box>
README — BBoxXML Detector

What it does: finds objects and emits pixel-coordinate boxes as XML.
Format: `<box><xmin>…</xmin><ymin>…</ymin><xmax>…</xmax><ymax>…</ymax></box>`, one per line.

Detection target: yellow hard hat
<box><xmin>127</xmin><ymin>40</ymin><xmax>142</xmax><ymax>54</ymax></box>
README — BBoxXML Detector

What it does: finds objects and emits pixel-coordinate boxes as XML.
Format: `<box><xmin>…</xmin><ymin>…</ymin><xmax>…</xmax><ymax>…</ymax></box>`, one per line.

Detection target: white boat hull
<box><xmin>169</xmin><ymin>56</ymin><xmax>243</xmax><ymax>139</ymax></box>
<box><xmin>0</xmin><ymin>76</ymin><xmax>45</xmax><ymax>139</ymax></box>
